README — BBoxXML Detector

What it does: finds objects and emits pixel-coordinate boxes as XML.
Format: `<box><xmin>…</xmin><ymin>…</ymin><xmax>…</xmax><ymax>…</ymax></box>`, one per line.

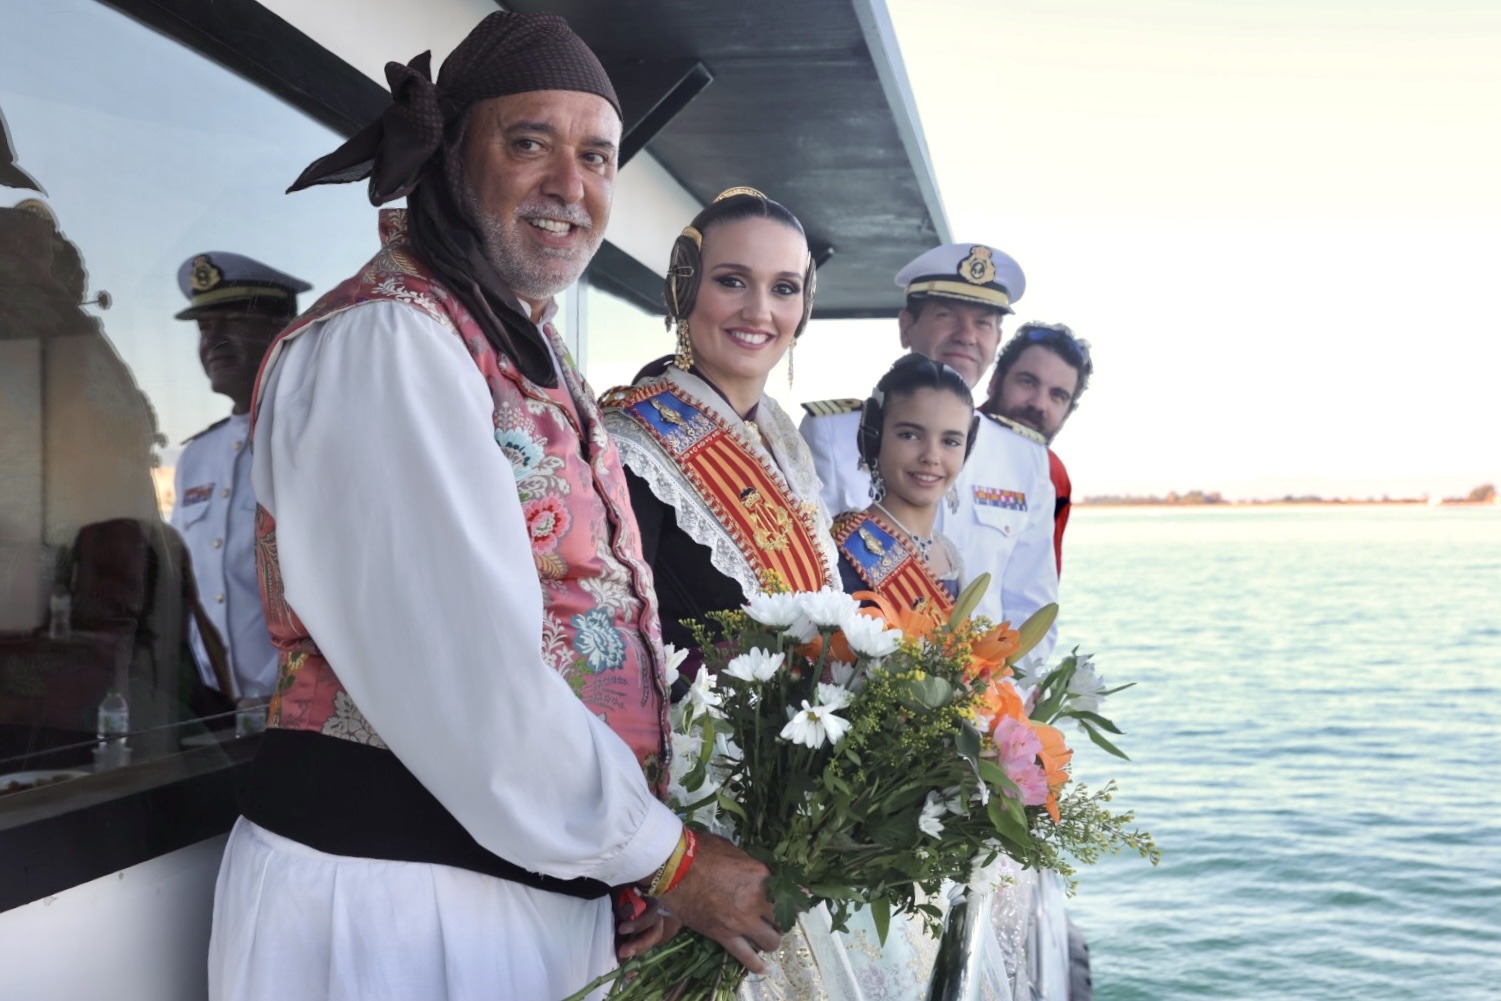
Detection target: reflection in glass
<box><xmin>0</xmin><ymin>0</ymin><xmax>379</xmax><ymax>792</ymax></box>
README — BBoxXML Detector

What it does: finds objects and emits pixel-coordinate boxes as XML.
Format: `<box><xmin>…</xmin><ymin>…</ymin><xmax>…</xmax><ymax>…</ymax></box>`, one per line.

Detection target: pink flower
<box><xmin>991</xmin><ymin>715</ymin><xmax>1049</xmax><ymax>806</ymax></box>
<box><xmin>523</xmin><ymin>496</ymin><xmax>571</xmax><ymax>553</ymax></box>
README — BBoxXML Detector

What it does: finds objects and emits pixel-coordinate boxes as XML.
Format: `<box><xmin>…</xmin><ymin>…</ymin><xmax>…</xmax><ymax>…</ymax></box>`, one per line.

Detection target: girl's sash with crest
<box><xmin>603</xmin><ymin>383</ymin><xmax>833</xmax><ymax>593</ymax></box>
<box><xmin>832</xmin><ymin>510</ymin><xmax>954</xmax><ymax>616</ymax></box>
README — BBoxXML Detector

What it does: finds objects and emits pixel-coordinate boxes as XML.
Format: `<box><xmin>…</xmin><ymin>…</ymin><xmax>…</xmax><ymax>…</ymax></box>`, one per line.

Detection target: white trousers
<box><xmin>209</xmin><ymin>818</ymin><xmax>616</xmax><ymax>1001</ymax></box>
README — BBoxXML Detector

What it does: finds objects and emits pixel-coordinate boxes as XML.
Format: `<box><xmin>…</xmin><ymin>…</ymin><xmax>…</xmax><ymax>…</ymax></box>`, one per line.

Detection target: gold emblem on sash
<box><xmin>649</xmin><ymin>396</ymin><xmax>687</xmax><ymax>428</ymax></box>
<box><xmin>958</xmin><ymin>246</ymin><xmax>996</xmax><ymax>286</ymax></box>
<box><xmin>740</xmin><ymin>486</ymin><xmax>792</xmax><ymax>552</ymax></box>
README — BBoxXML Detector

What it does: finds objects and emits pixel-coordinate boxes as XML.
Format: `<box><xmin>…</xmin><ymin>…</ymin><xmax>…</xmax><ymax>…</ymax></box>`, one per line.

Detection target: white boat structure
<box><xmin>0</xmin><ymin>1</ymin><xmax>1086</xmax><ymax>997</ymax></box>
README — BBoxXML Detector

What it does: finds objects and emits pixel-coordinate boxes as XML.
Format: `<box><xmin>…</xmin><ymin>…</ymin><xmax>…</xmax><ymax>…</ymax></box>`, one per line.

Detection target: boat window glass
<box><xmin>583</xmin><ymin>284</ymin><xmax>669</xmax><ymax>390</ymax></box>
<box><xmin>0</xmin><ymin>0</ymin><xmax>383</xmax><ymax>796</ymax></box>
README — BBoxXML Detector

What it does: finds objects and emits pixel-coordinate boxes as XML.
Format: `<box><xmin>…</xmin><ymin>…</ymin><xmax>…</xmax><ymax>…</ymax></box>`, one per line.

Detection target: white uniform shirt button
<box><xmin>216</xmin><ymin>593</ymin><xmax>225</xmax><ymax>603</ymax></box>
<box><xmin>232</xmin><ymin>440</ymin><xmax>244</xmax><ymax>451</ymax></box>
<box><xmin>221</xmin><ymin>488</ymin><xmax>230</xmax><ymax>499</ymax></box>
<box><xmin>212</xmin><ymin>538</ymin><xmax>223</xmax><ymax>549</ymax></box>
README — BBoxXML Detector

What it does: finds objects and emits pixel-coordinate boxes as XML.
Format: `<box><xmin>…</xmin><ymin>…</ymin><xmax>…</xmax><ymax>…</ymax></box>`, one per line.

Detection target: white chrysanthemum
<box><xmin>828</xmin><ymin>660</ymin><xmax>856</xmax><ymax>685</ymax></box>
<box><xmin>744</xmin><ymin>592</ymin><xmax>803</xmax><ymax>628</ymax></box>
<box><xmin>779</xmin><ymin>700</ymin><xmax>852</xmax><ymax>748</ymax></box>
<box><xmin>685</xmin><ymin>669</ymin><xmax>723</xmax><ymax>714</ymax></box>
<box><xmin>841</xmin><ymin>613</ymin><xmax>904</xmax><ymax>658</ymax></box>
<box><xmin>784</xmin><ymin>616</ymin><xmax>820</xmax><ymax>644</ymax></box>
<box><xmin>815</xmin><ymin>682</ymin><xmax>853</xmax><ymax>713</ymax></box>
<box><xmin>795</xmin><ymin>587</ymin><xmax>860</xmax><ymax>629</ymax></box>
<box><xmin>724</xmin><ymin>648</ymin><xmax>783</xmax><ymax>682</ymax></box>
<box><xmin>662</xmin><ymin>643</ymin><xmax>691</xmax><ymax>688</ymax></box>
<box><xmin>918</xmin><ymin>790</ymin><xmax>947</xmax><ymax>839</ymax></box>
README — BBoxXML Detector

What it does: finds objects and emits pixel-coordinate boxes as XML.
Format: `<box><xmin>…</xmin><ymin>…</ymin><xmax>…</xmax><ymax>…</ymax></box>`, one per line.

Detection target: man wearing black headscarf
<box><xmin>208</xmin><ymin>13</ymin><xmax>779</xmax><ymax>1001</ymax></box>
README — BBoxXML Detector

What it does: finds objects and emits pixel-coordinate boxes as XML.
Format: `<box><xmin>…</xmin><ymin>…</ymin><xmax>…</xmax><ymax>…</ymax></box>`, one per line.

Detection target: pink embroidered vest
<box><xmin>251</xmin><ymin>210</ymin><xmax>669</xmax><ymax>785</ymax></box>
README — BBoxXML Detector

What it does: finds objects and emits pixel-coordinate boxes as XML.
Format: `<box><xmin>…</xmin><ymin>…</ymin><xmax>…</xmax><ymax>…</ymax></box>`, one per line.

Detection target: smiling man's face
<box><xmin>897</xmin><ymin>298</ymin><xmax>1003</xmax><ymax>389</ymax></box>
<box><xmin>459</xmin><ymin>89</ymin><xmax>621</xmax><ymax>302</ymax></box>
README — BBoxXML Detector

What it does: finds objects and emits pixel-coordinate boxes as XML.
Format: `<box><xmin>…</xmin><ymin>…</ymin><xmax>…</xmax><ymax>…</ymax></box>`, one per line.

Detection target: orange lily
<box><xmin>1029</xmin><ymin>722</ymin><xmax>1074</xmax><ymax>822</ymax></box>
<box><xmin>977</xmin><ymin>676</ymin><xmax>1026</xmax><ymax>726</ymax></box>
<box><xmin>795</xmin><ymin>629</ymin><xmax>855</xmax><ymax>666</ymax></box>
<box><xmin>853</xmin><ymin>590</ymin><xmax>942</xmax><ymax>642</ymax></box>
<box><xmin>965</xmin><ymin>622</ymin><xmax>1019</xmax><ymax>680</ymax></box>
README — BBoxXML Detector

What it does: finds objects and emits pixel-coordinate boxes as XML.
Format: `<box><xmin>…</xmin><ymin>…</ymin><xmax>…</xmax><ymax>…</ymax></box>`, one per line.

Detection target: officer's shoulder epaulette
<box><xmin>180</xmin><ymin>416</ymin><xmax>230</xmax><ymax>446</ymax></box>
<box><xmin>800</xmin><ymin>398</ymin><xmax>864</xmax><ymax>418</ymax></box>
<box><xmin>981</xmin><ymin>411</ymin><xmax>1047</xmax><ymax>446</ymax></box>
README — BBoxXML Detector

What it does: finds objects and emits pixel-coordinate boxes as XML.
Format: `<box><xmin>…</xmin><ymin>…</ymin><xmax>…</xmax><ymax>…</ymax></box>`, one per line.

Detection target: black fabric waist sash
<box><xmin>241</xmin><ymin>727</ymin><xmax>610</xmax><ymax>900</ymax></box>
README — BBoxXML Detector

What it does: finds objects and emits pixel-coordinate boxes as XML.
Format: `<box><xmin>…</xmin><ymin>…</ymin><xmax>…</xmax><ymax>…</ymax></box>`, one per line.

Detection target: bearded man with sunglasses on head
<box><xmin>984</xmin><ymin>322</ymin><xmax>1094</xmax><ymax>575</ymax></box>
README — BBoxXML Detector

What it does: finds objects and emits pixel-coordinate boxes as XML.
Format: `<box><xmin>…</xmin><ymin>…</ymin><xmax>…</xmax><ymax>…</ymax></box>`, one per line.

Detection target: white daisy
<box><xmin>779</xmin><ymin>700</ymin><xmax>852</xmax><ymax>748</ymax></box>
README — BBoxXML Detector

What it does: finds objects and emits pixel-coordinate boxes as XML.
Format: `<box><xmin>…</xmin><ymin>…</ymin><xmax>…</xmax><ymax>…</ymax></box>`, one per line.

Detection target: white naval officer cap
<box><xmin>894</xmin><ymin>243</ymin><xmax>1025</xmax><ymax>315</ymax></box>
<box><xmin>174</xmin><ymin>251</ymin><xmax>312</xmax><ymax>321</ymax></box>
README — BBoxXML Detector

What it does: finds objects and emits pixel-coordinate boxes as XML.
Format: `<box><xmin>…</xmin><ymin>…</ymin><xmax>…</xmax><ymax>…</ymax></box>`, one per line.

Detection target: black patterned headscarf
<box><xmin>288</xmin><ymin>12</ymin><xmax>620</xmax><ymax>385</ymax></box>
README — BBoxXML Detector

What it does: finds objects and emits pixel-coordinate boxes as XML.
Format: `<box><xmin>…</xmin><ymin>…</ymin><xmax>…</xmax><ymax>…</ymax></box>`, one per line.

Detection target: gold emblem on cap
<box><xmin>714</xmin><ymin>186</ymin><xmax>766</xmax><ymax>202</ymax></box>
<box><xmin>958</xmin><ymin>246</ymin><xmax>997</xmax><ymax>286</ymax></box>
<box><xmin>190</xmin><ymin>255</ymin><xmax>223</xmax><ymax>292</ymax></box>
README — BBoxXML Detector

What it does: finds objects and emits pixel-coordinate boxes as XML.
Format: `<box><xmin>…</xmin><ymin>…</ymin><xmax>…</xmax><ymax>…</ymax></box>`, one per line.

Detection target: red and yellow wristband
<box><xmin>643</xmin><ymin>826</ymin><xmax>698</xmax><ymax>898</ymax></box>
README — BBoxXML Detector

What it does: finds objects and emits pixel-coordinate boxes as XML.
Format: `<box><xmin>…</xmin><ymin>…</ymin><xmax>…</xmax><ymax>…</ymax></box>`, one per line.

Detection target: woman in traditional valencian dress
<box><xmin>600</xmin><ymin>188</ymin><xmax>839</xmax><ymax>665</ymax></box>
<box><xmin>600</xmin><ymin>188</ymin><xmax>857</xmax><ymax>999</ymax></box>
<box><xmin>832</xmin><ymin>355</ymin><xmax>977</xmax><ymax>619</ymax></box>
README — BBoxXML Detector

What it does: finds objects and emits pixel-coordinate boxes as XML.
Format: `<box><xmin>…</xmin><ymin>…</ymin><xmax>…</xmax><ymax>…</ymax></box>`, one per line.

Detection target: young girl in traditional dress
<box><xmin>832</xmin><ymin>355</ymin><xmax>978</xmax><ymax>617</ymax></box>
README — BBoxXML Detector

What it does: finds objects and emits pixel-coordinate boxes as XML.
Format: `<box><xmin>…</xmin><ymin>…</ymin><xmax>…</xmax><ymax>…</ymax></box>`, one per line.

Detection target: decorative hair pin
<box><xmin>713</xmin><ymin>186</ymin><xmax>765</xmax><ymax>202</ymax></box>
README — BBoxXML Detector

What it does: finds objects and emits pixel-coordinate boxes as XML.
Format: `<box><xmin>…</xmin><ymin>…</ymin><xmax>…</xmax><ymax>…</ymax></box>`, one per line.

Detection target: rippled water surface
<box><xmin>1055</xmin><ymin>505</ymin><xmax>1501</xmax><ymax>1001</ymax></box>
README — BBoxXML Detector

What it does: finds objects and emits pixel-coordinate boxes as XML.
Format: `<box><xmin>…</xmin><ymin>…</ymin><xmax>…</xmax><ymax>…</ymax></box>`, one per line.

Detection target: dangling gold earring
<box><xmin>787</xmin><ymin>339</ymin><xmax>795</xmax><ymax>388</ymax></box>
<box><xmin>673</xmin><ymin>318</ymin><xmax>694</xmax><ymax>371</ymax></box>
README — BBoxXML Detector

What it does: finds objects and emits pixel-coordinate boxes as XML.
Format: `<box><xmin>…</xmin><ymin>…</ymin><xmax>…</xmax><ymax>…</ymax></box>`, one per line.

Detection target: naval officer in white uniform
<box><xmin>800</xmin><ymin>243</ymin><xmax>1058</xmax><ymax>657</ymax></box>
<box><xmin>171</xmin><ymin>251</ymin><xmax>311</xmax><ymax>699</ymax></box>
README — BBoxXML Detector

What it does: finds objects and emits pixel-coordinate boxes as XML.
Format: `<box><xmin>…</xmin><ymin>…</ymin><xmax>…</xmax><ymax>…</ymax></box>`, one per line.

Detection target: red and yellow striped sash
<box><xmin>605</xmin><ymin>384</ymin><xmax>832</xmax><ymax>593</ymax></box>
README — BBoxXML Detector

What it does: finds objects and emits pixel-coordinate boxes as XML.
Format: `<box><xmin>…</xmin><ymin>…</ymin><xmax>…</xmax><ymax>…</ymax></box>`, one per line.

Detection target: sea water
<box><xmin>1055</xmin><ymin>505</ymin><xmax>1501</xmax><ymax>1001</ymax></box>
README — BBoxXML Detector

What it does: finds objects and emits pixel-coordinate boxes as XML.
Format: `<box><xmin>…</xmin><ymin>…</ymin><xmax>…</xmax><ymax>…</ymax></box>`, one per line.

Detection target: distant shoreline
<box><xmin>1078</xmin><ymin>497</ymin><xmax>1498</xmax><ymax>509</ymax></box>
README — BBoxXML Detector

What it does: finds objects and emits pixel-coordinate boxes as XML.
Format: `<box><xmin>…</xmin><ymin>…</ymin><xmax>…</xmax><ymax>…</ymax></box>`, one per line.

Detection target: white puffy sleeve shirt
<box><xmin>250</xmin><ymin>300</ymin><xmax>680</xmax><ymax>886</ymax></box>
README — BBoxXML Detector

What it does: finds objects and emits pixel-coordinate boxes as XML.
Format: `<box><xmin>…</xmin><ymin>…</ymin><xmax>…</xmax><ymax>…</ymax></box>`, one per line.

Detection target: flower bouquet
<box><xmin>565</xmin><ymin>575</ymin><xmax>1155</xmax><ymax>1001</ymax></box>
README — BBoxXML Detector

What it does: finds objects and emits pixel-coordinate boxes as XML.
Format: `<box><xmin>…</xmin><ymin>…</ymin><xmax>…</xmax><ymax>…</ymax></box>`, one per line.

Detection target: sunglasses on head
<box><xmin>1024</xmin><ymin>326</ymin><xmax>1090</xmax><ymax>367</ymax></box>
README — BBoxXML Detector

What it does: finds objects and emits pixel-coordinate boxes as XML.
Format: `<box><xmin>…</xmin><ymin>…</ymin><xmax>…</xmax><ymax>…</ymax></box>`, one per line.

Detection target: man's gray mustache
<box><xmin>515</xmin><ymin>202</ymin><xmax>593</xmax><ymax>229</ymax></box>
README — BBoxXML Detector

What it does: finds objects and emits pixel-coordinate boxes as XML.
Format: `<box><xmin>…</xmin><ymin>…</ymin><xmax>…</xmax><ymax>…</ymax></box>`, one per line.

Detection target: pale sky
<box><xmin>791</xmin><ymin>0</ymin><xmax>1501</xmax><ymax>501</ymax></box>
<box><xmin>6</xmin><ymin>1</ymin><xmax>1495</xmax><ymax>500</ymax></box>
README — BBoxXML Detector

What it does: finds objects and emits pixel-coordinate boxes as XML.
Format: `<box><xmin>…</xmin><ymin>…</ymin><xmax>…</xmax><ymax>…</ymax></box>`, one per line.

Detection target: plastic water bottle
<box><xmin>48</xmin><ymin>586</ymin><xmax>71</xmax><ymax>640</ymax></box>
<box><xmin>235</xmin><ymin>696</ymin><xmax>269</xmax><ymax>738</ymax></box>
<box><xmin>94</xmin><ymin>688</ymin><xmax>131</xmax><ymax>770</ymax></box>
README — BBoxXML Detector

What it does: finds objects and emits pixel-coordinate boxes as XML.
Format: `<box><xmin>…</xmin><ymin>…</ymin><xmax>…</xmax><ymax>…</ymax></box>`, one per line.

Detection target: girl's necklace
<box><xmin>874</xmin><ymin>502</ymin><xmax>935</xmax><ymax>563</ymax></box>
